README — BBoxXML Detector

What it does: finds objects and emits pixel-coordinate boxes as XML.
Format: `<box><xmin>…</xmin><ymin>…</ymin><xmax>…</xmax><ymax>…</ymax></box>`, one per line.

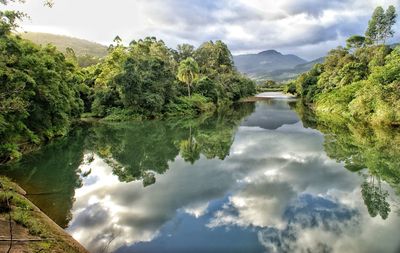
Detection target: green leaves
<box><xmin>0</xmin><ymin>33</ymin><xmax>83</xmax><ymax>162</ymax></box>
<box><xmin>365</xmin><ymin>5</ymin><xmax>397</xmax><ymax>44</ymax></box>
<box><xmin>177</xmin><ymin>57</ymin><xmax>200</xmax><ymax>97</ymax></box>
<box><xmin>89</xmin><ymin>36</ymin><xmax>255</xmax><ymax>119</ymax></box>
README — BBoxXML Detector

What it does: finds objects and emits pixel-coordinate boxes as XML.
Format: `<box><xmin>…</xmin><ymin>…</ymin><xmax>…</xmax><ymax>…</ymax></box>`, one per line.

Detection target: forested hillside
<box><xmin>284</xmin><ymin>5</ymin><xmax>399</xmax><ymax>127</ymax></box>
<box><xmin>21</xmin><ymin>32</ymin><xmax>107</xmax><ymax>57</ymax></box>
<box><xmin>20</xmin><ymin>32</ymin><xmax>108</xmax><ymax>67</ymax></box>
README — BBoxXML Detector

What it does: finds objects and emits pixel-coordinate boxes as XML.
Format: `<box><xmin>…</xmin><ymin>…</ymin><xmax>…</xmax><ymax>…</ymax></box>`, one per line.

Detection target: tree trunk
<box><xmin>188</xmin><ymin>83</ymin><xmax>191</xmax><ymax>97</ymax></box>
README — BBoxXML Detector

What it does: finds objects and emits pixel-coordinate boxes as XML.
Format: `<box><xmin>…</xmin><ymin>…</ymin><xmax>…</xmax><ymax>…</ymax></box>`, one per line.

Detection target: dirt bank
<box><xmin>0</xmin><ymin>176</ymin><xmax>89</xmax><ymax>253</ymax></box>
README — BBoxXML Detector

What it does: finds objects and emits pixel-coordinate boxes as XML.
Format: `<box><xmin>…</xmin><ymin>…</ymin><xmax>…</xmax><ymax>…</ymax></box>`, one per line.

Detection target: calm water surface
<box><xmin>2</xmin><ymin>92</ymin><xmax>400</xmax><ymax>253</ymax></box>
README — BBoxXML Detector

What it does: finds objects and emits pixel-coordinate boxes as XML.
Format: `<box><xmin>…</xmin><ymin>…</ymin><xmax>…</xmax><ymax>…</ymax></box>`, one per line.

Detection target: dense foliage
<box><xmin>0</xmin><ymin>14</ymin><xmax>84</xmax><ymax>162</ymax></box>
<box><xmin>0</xmin><ymin>3</ymin><xmax>255</xmax><ymax>163</ymax></box>
<box><xmin>284</xmin><ymin>5</ymin><xmax>399</xmax><ymax>126</ymax></box>
<box><xmin>86</xmin><ymin>37</ymin><xmax>256</xmax><ymax>120</ymax></box>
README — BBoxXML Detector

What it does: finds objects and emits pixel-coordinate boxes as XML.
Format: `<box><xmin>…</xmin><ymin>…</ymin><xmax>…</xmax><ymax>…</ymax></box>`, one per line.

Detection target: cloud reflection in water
<box><xmin>66</xmin><ymin>100</ymin><xmax>400</xmax><ymax>253</ymax></box>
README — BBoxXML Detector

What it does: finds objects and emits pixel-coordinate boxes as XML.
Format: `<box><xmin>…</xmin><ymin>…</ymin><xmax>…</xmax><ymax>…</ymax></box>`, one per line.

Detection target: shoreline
<box><xmin>0</xmin><ymin>176</ymin><xmax>89</xmax><ymax>253</ymax></box>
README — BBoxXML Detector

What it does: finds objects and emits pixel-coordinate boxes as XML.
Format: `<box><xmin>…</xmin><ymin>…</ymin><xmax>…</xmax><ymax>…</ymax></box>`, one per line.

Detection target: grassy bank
<box><xmin>0</xmin><ymin>176</ymin><xmax>88</xmax><ymax>253</ymax></box>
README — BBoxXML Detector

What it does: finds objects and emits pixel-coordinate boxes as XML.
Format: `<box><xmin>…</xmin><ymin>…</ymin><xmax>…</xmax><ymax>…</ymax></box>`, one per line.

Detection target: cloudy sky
<box><xmin>6</xmin><ymin>0</ymin><xmax>400</xmax><ymax>59</ymax></box>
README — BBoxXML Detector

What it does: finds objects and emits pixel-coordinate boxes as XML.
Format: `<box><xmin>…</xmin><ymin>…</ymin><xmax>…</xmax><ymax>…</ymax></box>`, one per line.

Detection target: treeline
<box><xmin>284</xmin><ymin>5</ymin><xmax>399</xmax><ymax>126</ymax></box>
<box><xmin>0</xmin><ymin>6</ymin><xmax>255</xmax><ymax>163</ymax></box>
<box><xmin>83</xmin><ymin>37</ymin><xmax>255</xmax><ymax>120</ymax></box>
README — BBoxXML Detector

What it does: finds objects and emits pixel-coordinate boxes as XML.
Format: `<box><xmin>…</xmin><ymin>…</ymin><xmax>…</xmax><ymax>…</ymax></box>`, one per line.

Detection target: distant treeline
<box><xmin>284</xmin><ymin>5</ymin><xmax>399</xmax><ymax>127</ymax></box>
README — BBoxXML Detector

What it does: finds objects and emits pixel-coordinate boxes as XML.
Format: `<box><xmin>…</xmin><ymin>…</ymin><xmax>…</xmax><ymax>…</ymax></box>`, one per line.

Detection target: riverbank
<box><xmin>0</xmin><ymin>176</ymin><xmax>88</xmax><ymax>253</ymax></box>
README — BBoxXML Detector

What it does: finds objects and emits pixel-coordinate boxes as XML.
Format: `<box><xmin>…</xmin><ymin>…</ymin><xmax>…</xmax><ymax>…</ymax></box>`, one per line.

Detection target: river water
<box><xmin>1</xmin><ymin>92</ymin><xmax>400</xmax><ymax>253</ymax></box>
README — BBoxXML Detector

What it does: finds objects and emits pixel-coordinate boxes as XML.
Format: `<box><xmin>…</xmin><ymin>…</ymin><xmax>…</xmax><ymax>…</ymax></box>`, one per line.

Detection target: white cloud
<box><xmin>5</xmin><ymin>0</ymin><xmax>400</xmax><ymax>59</ymax></box>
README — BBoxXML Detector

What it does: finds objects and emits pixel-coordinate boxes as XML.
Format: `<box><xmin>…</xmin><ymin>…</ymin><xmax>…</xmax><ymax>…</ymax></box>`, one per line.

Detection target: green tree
<box><xmin>113</xmin><ymin>35</ymin><xmax>122</xmax><ymax>45</ymax></box>
<box><xmin>90</xmin><ymin>44</ymin><xmax>127</xmax><ymax>116</ymax></box>
<box><xmin>194</xmin><ymin>40</ymin><xmax>234</xmax><ymax>77</ymax></box>
<box><xmin>382</xmin><ymin>5</ymin><xmax>397</xmax><ymax>44</ymax></box>
<box><xmin>366</xmin><ymin>6</ymin><xmax>385</xmax><ymax>44</ymax></box>
<box><xmin>175</xmin><ymin>43</ymin><xmax>195</xmax><ymax>62</ymax></box>
<box><xmin>346</xmin><ymin>35</ymin><xmax>366</xmax><ymax>49</ymax></box>
<box><xmin>366</xmin><ymin>6</ymin><xmax>397</xmax><ymax>44</ymax></box>
<box><xmin>0</xmin><ymin>35</ymin><xmax>84</xmax><ymax>161</ymax></box>
<box><xmin>177</xmin><ymin>57</ymin><xmax>199</xmax><ymax>97</ymax></box>
<box><xmin>361</xmin><ymin>177</ymin><xmax>391</xmax><ymax>220</ymax></box>
<box><xmin>114</xmin><ymin>37</ymin><xmax>177</xmax><ymax>116</ymax></box>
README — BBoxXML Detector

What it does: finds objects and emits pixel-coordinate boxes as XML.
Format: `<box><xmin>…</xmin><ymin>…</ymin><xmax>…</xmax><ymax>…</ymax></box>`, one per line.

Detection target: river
<box><xmin>1</xmin><ymin>92</ymin><xmax>400</xmax><ymax>253</ymax></box>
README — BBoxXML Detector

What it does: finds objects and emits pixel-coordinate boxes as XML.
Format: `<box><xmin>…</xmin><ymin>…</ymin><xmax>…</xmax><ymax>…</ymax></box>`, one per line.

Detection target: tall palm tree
<box><xmin>177</xmin><ymin>57</ymin><xmax>199</xmax><ymax>97</ymax></box>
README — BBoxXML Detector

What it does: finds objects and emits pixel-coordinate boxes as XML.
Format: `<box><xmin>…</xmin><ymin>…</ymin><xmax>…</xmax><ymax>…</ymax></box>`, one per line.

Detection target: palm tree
<box><xmin>180</xmin><ymin>126</ymin><xmax>201</xmax><ymax>164</ymax></box>
<box><xmin>177</xmin><ymin>57</ymin><xmax>199</xmax><ymax>97</ymax></box>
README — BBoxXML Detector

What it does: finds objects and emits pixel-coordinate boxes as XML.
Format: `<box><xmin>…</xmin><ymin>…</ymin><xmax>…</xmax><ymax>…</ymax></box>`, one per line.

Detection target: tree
<box><xmin>194</xmin><ymin>40</ymin><xmax>234</xmax><ymax>77</ymax></box>
<box><xmin>0</xmin><ymin>10</ymin><xmax>25</xmax><ymax>35</ymax></box>
<box><xmin>346</xmin><ymin>35</ymin><xmax>366</xmax><ymax>49</ymax></box>
<box><xmin>175</xmin><ymin>43</ymin><xmax>195</xmax><ymax>62</ymax></box>
<box><xmin>177</xmin><ymin>57</ymin><xmax>199</xmax><ymax>97</ymax></box>
<box><xmin>0</xmin><ymin>0</ymin><xmax>52</xmax><ymax>35</ymax></box>
<box><xmin>361</xmin><ymin>177</ymin><xmax>391</xmax><ymax>220</ymax></box>
<box><xmin>366</xmin><ymin>6</ymin><xmax>397</xmax><ymax>44</ymax></box>
<box><xmin>0</xmin><ymin>35</ymin><xmax>84</xmax><ymax>162</ymax></box>
<box><xmin>382</xmin><ymin>5</ymin><xmax>397</xmax><ymax>44</ymax></box>
<box><xmin>366</xmin><ymin>6</ymin><xmax>385</xmax><ymax>44</ymax></box>
<box><xmin>113</xmin><ymin>35</ymin><xmax>122</xmax><ymax>45</ymax></box>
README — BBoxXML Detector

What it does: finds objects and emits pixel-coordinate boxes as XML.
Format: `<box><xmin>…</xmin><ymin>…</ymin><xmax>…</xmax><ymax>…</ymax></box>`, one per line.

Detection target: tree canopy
<box><xmin>177</xmin><ymin>57</ymin><xmax>199</xmax><ymax>97</ymax></box>
<box><xmin>284</xmin><ymin>5</ymin><xmax>399</xmax><ymax>127</ymax></box>
<box><xmin>365</xmin><ymin>5</ymin><xmax>397</xmax><ymax>44</ymax></box>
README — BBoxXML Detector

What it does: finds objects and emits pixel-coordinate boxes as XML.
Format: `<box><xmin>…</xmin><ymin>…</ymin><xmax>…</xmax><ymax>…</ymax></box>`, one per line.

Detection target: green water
<box><xmin>1</xmin><ymin>93</ymin><xmax>400</xmax><ymax>253</ymax></box>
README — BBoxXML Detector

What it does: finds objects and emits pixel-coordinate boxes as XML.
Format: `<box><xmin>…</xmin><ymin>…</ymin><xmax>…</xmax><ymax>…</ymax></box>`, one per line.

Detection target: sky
<box><xmin>5</xmin><ymin>0</ymin><xmax>400</xmax><ymax>60</ymax></box>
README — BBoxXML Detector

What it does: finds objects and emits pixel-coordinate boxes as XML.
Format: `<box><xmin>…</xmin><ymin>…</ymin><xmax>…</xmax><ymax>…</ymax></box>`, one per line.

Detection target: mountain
<box><xmin>256</xmin><ymin>57</ymin><xmax>325</xmax><ymax>81</ymax></box>
<box><xmin>233</xmin><ymin>50</ymin><xmax>323</xmax><ymax>82</ymax></box>
<box><xmin>20</xmin><ymin>32</ymin><xmax>108</xmax><ymax>58</ymax></box>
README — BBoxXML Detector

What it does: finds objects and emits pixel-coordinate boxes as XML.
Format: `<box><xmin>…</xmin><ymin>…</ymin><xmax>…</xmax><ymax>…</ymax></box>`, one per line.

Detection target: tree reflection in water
<box><xmin>292</xmin><ymin>100</ymin><xmax>400</xmax><ymax>219</ymax></box>
<box><xmin>87</xmin><ymin>102</ymin><xmax>255</xmax><ymax>186</ymax></box>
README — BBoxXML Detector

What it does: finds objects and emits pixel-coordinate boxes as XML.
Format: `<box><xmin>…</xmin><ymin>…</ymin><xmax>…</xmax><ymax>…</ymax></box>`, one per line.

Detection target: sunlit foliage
<box><xmin>284</xmin><ymin>5</ymin><xmax>398</xmax><ymax>126</ymax></box>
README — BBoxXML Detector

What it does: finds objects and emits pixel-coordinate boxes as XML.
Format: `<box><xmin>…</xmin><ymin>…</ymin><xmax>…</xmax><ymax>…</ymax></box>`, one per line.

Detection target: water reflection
<box><xmin>86</xmin><ymin>103</ymin><xmax>255</xmax><ymax>186</ymax></box>
<box><xmin>0</xmin><ymin>128</ymin><xmax>87</xmax><ymax>227</ymax></box>
<box><xmin>242</xmin><ymin>99</ymin><xmax>299</xmax><ymax>130</ymax></box>
<box><xmin>293</xmin><ymin>101</ymin><xmax>400</xmax><ymax>220</ymax></box>
<box><xmin>1</xmin><ymin>96</ymin><xmax>400</xmax><ymax>253</ymax></box>
<box><xmin>67</xmin><ymin>99</ymin><xmax>400</xmax><ymax>253</ymax></box>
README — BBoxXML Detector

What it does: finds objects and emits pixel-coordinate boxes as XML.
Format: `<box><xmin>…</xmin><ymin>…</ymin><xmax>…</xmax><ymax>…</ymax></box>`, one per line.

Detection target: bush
<box><xmin>102</xmin><ymin>108</ymin><xmax>143</xmax><ymax>122</ymax></box>
<box><xmin>166</xmin><ymin>94</ymin><xmax>215</xmax><ymax>116</ymax></box>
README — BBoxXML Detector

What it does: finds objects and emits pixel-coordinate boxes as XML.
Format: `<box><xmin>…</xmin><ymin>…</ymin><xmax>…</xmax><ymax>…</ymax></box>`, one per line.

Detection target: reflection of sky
<box><xmin>241</xmin><ymin>99</ymin><xmax>299</xmax><ymax>130</ymax></box>
<box><xmin>66</xmin><ymin>99</ymin><xmax>400</xmax><ymax>253</ymax></box>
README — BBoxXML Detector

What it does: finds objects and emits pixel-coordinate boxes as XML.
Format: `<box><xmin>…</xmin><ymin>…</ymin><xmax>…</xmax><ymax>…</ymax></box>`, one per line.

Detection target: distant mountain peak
<box><xmin>258</xmin><ymin>49</ymin><xmax>282</xmax><ymax>56</ymax></box>
<box><xmin>233</xmin><ymin>49</ymin><xmax>318</xmax><ymax>82</ymax></box>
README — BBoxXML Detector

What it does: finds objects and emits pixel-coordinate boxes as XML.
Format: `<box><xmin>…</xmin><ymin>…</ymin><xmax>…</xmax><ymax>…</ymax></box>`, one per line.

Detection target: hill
<box><xmin>257</xmin><ymin>57</ymin><xmax>325</xmax><ymax>81</ymax></box>
<box><xmin>233</xmin><ymin>50</ymin><xmax>323</xmax><ymax>82</ymax></box>
<box><xmin>20</xmin><ymin>32</ymin><xmax>108</xmax><ymax>57</ymax></box>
